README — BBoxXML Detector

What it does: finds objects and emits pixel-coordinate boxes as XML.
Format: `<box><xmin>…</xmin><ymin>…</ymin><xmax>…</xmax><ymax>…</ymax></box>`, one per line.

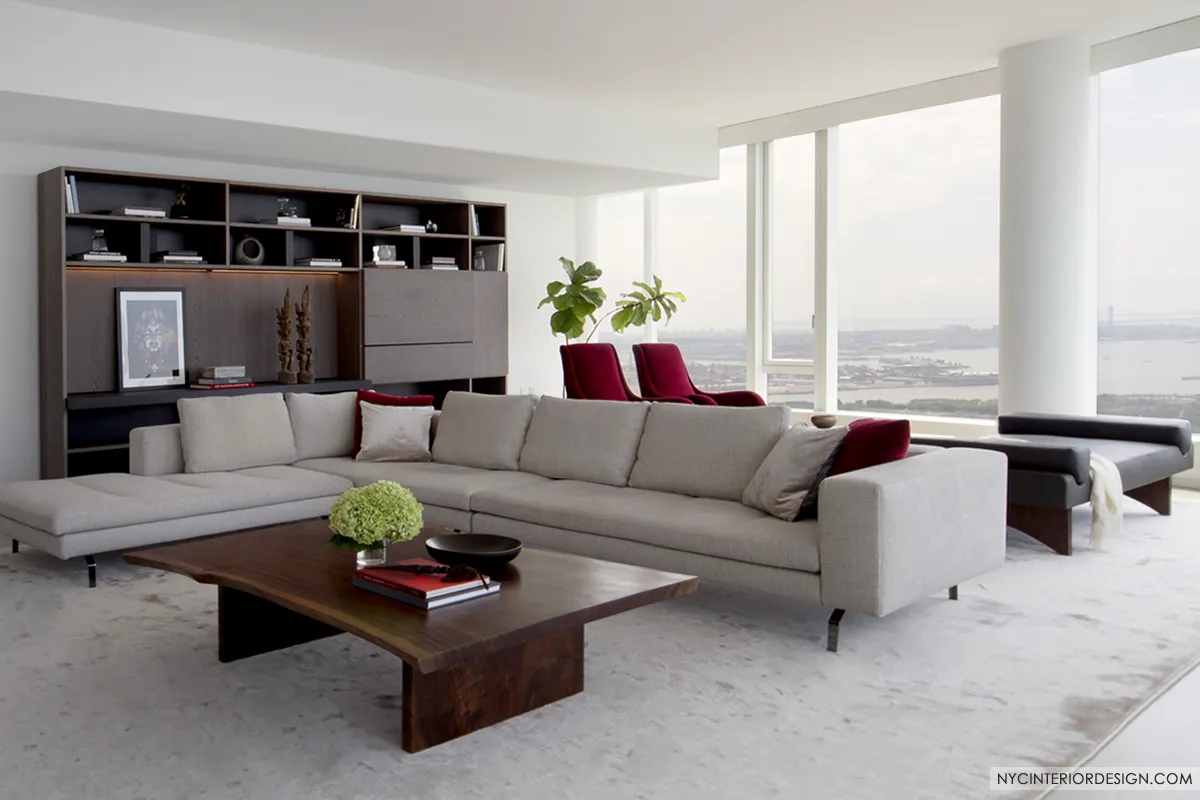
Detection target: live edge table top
<box><xmin>124</xmin><ymin>520</ymin><xmax>699</xmax><ymax>675</ymax></box>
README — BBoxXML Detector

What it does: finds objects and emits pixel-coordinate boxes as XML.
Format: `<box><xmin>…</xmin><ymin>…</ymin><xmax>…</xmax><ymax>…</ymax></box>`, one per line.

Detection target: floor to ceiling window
<box><xmin>836</xmin><ymin>95</ymin><xmax>1001</xmax><ymax>418</ymax></box>
<box><xmin>766</xmin><ymin>134</ymin><xmax>816</xmax><ymax>407</ymax></box>
<box><xmin>596</xmin><ymin>192</ymin><xmax>645</xmax><ymax>386</ymax></box>
<box><xmin>656</xmin><ymin>146</ymin><xmax>748</xmax><ymax>393</ymax></box>
<box><xmin>1097</xmin><ymin>48</ymin><xmax>1200</xmax><ymax>427</ymax></box>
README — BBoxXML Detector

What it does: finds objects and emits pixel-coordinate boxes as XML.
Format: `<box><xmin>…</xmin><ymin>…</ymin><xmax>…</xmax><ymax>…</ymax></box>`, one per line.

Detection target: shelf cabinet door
<box><xmin>363</xmin><ymin>269</ymin><xmax>474</xmax><ymax>346</ymax></box>
<box><xmin>472</xmin><ymin>272</ymin><xmax>508</xmax><ymax>378</ymax></box>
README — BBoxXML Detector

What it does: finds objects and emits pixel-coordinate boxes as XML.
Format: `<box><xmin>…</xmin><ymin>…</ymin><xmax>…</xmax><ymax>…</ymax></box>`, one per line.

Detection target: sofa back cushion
<box><xmin>629</xmin><ymin>403</ymin><xmax>792</xmax><ymax>500</ymax></box>
<box><xmin>177</xmin><ymin>393</ymin><xmax>297</xmax><ymax>473</ymax></box>
<box><xmin>431</xmin><ymin>391</ymin><xmax>537</xmax><ymax>470</ymax></box>
<box><xmin>286</xmin><ymin>391</ymin><xmax>357</xmax><ymax>460</ymax></box>
<box><xmin>519</xmin><ymin>397</ymin><xmax>650</xmax><ymax>486</ymax></box>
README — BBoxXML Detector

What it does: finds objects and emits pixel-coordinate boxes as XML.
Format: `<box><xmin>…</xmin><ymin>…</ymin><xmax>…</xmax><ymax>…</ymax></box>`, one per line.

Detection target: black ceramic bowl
<box><xmin>425</xmin><ymin>533</ymin><xmax>522</xmax><ymax>571</ymax></box>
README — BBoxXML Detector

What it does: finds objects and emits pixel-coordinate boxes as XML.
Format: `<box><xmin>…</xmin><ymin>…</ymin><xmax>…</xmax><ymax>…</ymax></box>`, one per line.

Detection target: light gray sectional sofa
<box><xmin>0</xmin><ymin>390</ymin><xmax>1008</xmax><ymax>649</ymax></box>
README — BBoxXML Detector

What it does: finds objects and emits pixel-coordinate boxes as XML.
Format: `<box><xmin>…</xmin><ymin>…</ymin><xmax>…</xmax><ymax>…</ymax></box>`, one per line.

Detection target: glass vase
<box><xmin>356</xmin><ymin>543</ymin><xmax>386</xmax><ymax>568</ymax></box>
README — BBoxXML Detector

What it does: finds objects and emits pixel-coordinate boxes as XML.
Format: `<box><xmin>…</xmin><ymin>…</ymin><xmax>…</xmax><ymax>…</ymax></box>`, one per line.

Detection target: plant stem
<box><xmin>583</xmin><ymin>309</ymin><xmax>619</xmax><ymax>343</ymax></box>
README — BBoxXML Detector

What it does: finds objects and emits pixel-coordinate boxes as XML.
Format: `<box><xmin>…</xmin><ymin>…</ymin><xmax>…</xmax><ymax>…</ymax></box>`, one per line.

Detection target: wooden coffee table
<box><xmin>124</xmin><ymin>520</ymin><xmax>698</xmax><ymax>752</ymax></box>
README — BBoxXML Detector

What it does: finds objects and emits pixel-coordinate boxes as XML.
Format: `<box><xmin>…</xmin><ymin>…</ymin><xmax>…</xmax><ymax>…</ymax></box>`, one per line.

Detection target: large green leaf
<box><xmin>610</xmin><ymin>306</ymin><xmax>636</xmax><ymax>333</ymax></box>
<box><xmin>545</xmin><ymin>280</ymin><xmax>564</xmax><ymax>296</ymax></box>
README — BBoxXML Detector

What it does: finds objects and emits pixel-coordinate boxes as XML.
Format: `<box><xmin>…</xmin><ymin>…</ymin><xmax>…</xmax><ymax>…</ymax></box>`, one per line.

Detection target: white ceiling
<box><xmin>20</xmin><ymin>0</ymin><xmax>1200</xmax><ymax>125</ymax></box>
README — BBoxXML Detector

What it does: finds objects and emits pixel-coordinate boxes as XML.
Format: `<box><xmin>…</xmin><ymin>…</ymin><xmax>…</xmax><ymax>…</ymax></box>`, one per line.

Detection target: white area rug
<box><xmin>3</xmin><ymin>501</ymin><xmax>1200</xmax><ymax>800</ymax></box>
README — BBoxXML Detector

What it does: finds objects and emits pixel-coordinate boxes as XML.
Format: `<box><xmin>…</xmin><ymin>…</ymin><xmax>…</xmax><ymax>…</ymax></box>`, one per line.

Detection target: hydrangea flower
<box><xmin>328</xmin><ymin>481</ymin><xmax>424</xmax><ymax>549</ymax></box>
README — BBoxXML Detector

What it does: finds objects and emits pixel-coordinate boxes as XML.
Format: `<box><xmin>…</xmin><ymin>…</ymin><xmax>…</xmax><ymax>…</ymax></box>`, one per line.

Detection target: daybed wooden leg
<box><xmin>827</xmin><ymin>608</ymin><xmax>845</xmax><ymax>653</ymax></box>
<box><xmin>10</xmin><ymin>539</ymin><xmax>17</xmax><ymax>554</ymax></box>
<box><xmin>85</xmin><ymin>555</ymin><xmax>96</xmax><ymax>588</ymax></box>
<box><xmin>1125</xmin><ymin>478</ymin><xmax>1172</xmax><ymax>516</ymax></box>
<box><xmin>948</xmin><ymin>585</ymin><xmax>958</xmax><ymax>601</ymax></box>
<box><xmin>1007</xmin><ymin>504</ymin><xmax>1073</xmax><ymax>556</ymax></box>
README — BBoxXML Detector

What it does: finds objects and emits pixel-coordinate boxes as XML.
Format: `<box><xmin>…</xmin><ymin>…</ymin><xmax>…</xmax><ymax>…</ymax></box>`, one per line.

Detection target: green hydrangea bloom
<box><xmin>328</xmin><ymin>481</ymin><xmax>424</xmax><ymax>548</ymax></box>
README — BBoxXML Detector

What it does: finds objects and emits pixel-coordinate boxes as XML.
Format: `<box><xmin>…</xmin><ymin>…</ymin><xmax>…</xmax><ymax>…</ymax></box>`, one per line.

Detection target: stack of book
<box><xmin>354</xmin><ymin>559</ymin><xmax>500</xmax><ymax>610</ymax></box>
<box><xmin>424</xmin><ymin>256</ymin><xmax>458</xmax><ymax>271</ymax></box>
<box><xmin>368</xmin><ymin>259</ymin><xmax>407</xmax><ymax>268</ymax></box>
<box><xmin>63</xmin><ymin>175</ymin><xmax>80</xmax><ymax>213</ymax></box>
<box><xmin>191</xmin><ymin>366</ymin><xmax>253</xmax><ymax>390</ymax></box>
<box><xmin>68</xmin><ymin>250</ymin><xmax>126</xmax><ymax>264</ymax></box>
<box><xmin>113</xmin><ymin>205</ymin><xmax>167</xmax><ymax>219</ymax></box>
<box><xmin>152</xmin><ymin>250</ymin><xmax>206</xmax><ymax>265</ymax></box>
<box><xmin>265</xmin><ymin>216</ymin><xmax>312</xmax><ymax>227</ymax></box>
<box><xmin>380</xmin><ymin>223</ymin><xmax>427</xmax><ymax>234</ymax></box>
<box><xmin>295</xmin><ymin>257</ymin><xmax>342</xmax><ymax>268</ymax></box>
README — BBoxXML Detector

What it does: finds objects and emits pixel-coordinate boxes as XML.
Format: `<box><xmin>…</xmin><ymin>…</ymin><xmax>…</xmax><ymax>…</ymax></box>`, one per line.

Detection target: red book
<box><xmin>356</xmin><ymin>558</ymin><xmax>490</xmax><ymax>600</ymax></box>
<box><xmin>188</xmin><ymin>382</ymin><xmax>256</xmax><ymax>389</ymax></box>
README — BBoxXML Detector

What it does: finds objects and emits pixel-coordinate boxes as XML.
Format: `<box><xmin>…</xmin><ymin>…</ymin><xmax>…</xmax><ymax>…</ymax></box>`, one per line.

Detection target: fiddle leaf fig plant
<box><xmin>609</xmin><ymin>275</ymin><xmax>687</xmax><ymax>334</ymax></box>
<box><xmin>538</xmin><ymin>257</ymin><xmax>607</xmax><ymax>341</ymax></box>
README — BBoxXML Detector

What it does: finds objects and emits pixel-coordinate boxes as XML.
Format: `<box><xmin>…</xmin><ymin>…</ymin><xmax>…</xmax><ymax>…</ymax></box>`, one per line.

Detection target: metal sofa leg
<box><xmin>949</xmin><ymin>585</ymin><xmax>958</xmax><ymax>601</ymax></box>
<box><xmin>85</xmin><ymin>555</ymin><xmax>96</xmax><ymax>588</ymax></box>
<box><xmin>827</xmin><ymin>608</ymin><xmax>846</xmax><ymax>653</ymax></box>
<box><xmin>10</xmin><ymin>539</ymin><xmax>17</xmax><ymax>554</ymax></box>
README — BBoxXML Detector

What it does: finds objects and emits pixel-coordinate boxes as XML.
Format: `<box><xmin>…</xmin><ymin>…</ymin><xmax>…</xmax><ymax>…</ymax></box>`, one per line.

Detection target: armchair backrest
<box><xmin>560</xmin><ymin>343</ymin><xmax>634</xmax><ymax>401</ymax></box>
<box><xmin>632</xmin><ymin>343</ymin><xmax>696</xmax><ymax>398</ymax></box>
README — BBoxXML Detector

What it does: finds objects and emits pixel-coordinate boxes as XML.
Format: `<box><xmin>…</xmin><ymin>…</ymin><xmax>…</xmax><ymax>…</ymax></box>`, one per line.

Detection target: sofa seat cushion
<box><xmin>988</xmin><ymin>434</ymin><xmax>1191</xmax><ymax>490</ymax></box>
<box><xmin>471</xmin><ymin>480</ymin><xmax>819</xmax><ymax>573</ymax></box>
<box><xmin>296</xmin><ymin>458</ymin><xmax>551</xmax><ymax>512</ymax></box>
<box><xmin>0</xmin><ymin>467</ymin><xmax>352</xmax><ymax>536</ymax></box>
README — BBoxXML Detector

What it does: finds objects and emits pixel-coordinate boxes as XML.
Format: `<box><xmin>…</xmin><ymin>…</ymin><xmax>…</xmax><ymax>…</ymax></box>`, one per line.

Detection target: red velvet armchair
<box><xmin>560</xmin><ymin>344</ymin><xmax>694</xmax><ymax>403</ymax></box>
<box><xmin>632</xmin><ymin>343</ymin><xmax>766</xmax><ymax>406</ymax></box>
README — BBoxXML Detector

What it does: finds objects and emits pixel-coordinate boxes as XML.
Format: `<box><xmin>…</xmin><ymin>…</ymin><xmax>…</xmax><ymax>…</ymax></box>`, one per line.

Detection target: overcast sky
<box><xmin>596</xmin><ymin>47</ymin><xmax>1200</xmax><ymax>333</ymax></box>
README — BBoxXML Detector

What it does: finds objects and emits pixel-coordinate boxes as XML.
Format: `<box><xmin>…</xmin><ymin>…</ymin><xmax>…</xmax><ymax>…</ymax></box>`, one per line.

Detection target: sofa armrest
<box><xmin>999</xmin><ymin>413</ymin><xmax>1193</xmax><ymax>455</ymax></box>
<box><xmin>817</xmin><ymin>448</ymin><xmax>1007</xmax><ymax>617</ymax></box>
<box><xmin>911</xmin><ymin>434</ymin><xmax>1089</xmax><ymax>485</ymax></box>
<box><xmin>129</xmin><ymin>424</ymin><xmax>184</xmax><ymax>476</ymax></box>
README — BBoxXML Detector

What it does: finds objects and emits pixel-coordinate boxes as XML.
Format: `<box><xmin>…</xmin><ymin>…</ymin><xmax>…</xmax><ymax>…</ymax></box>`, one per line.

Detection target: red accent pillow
<box><xmin>352</xmin><ymin>390</ymin><xmax>435</xmax><ymax>456</ymax></box>
<box><xmin>829</xmin><ymin>419</ymin><xmax>911</xmax><ymax>475</ymax></box>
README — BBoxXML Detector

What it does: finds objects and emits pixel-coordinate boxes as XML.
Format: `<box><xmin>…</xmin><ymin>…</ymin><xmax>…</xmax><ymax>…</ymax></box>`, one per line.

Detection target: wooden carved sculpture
<box><xmin>296</xmin><ymin>284</ymin><xmax>315</xmax><ymax>384</ymax></box>
<box><xmin>276</xmin><ymin>289</ymin><xmax>296</xmax><ymax>385</ymax></box>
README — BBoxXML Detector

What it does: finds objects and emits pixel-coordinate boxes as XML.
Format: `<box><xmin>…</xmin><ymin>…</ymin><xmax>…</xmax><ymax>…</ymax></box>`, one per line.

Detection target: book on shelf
<box><xmin>424</xmin><ymin>264</ymin><xmax>458</xmax><ymax>271</ymax></box>
<box><xmin>380</xmin><ymin>224</ymin><xmax>427</xmax><ymax>234</ymax></box>
<box><xmin>187</xmin><ymin>383</ymin><xmax>255</xmax><ymax>393</ymax></box>
<box><xmin>154</xmin><ymin>250</ymin><xmax>199</xmax><ymax>257</ymax></box>
<box><xmin>295</xmin><ymin>257</ymin><xmax>343</xmax><ymax>267</ymax></box>
<box><xmin>354</xmin><ymin>559</ymin><xmax>500</xmax><ymax>610</ymax></box>
<box><xmin>474</xmin><ymin>243</ymin><xmax>505</xmax><ymax>271</ymax></box>
<box><xmin>429</xmin><ymin>256</ymin><xmax>456</xmax><ymax>264</ymax></box>
<box><xmin>113</xmin><ymin>206</ymin><xmax>167</xmax><ymax>218</ymax></box>
<box><xmin>63</xmin><ymin>176</ymin><xmax>75</xmax><ymax>213</ymax></box>
<box><xmin>201</xmin><ymin>366</ymin><xmax>246</xmax><ymax>379</ymax></box>
<box><xmin>69</xmin><ymin>251</ymin><xmax>127</xmax><ymax>263</ymax></box>
<box><xmin>152</xmin><ymin>255</ymin><xmax>206</xmax><ymax>264</ymax></box>
<box><xmin>263</xmin><ymin>216</ymin><xmax>312</xmax><ymax>227</ymax></box>
<box><xmin>368</xmin><ymin>260</ymin><xmax>407</xmax><ymax>268</ymax></box>
<box><xmin>68</xmin><ymin>175</ymin><xmax>79</xmax><ymax>215</ymax></box>
<box><xmin>471</xmin><ymin>207</ymin><xmax>481</xmax><ymax>236</ymax></box>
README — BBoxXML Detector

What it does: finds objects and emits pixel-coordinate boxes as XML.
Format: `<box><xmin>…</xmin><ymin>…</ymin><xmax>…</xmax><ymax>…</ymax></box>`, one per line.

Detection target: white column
<box><xmin>642</xmin><ymin>188</ymin><xmax>659</xmax><ymax>342</ymax></box>
<box><xmin>745</xmin><ymin>144</ymin><xmax>767</xmax><ymax>397</ymax></box>
<box><xmin>999</xmin><ymin>39</ymin><xmax>1097</xmax><ymax>415</ymax></box>
<box><xmin>813</xmin><ymin>128</ymin><xmax>839</xmax><ymax>413</ymax></box>
<box><xmin>574</xmin><ymin>195</ymin><xmax>599</xmax><ymax>264</ymax></box>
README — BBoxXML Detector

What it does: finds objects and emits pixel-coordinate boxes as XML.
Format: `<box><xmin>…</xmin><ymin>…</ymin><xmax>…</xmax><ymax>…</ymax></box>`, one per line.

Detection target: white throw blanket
<box><xmin>1089</xmin><ymin>453</ymin><xmax>1123</xmax><ymax>550</ymax></box>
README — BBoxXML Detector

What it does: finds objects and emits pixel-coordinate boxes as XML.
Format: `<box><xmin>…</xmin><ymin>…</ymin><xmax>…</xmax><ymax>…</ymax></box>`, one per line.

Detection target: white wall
<box><xmin>0</xmin><ymin>142</ymin><xmax>574</xmax><ymax>481</ymax></box>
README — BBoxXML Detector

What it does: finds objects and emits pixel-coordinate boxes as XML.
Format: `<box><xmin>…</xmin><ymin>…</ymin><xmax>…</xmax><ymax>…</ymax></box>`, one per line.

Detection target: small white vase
<box><xmin>356</xmin><ymin>543</ymin><xmax>386</xmax><ymax>568</ymax></box>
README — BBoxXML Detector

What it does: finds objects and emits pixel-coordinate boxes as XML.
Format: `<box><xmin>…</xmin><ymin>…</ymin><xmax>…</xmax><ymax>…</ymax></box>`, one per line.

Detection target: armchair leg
<box><xmin>85</xmin><ymin>555</ymin><xmax>96</xmax><ymax>588</ymax></box>
<box><xmin>949</xmin><ymin>585</ymin><xmax>958</xmax><ymax>601</ymax></box>
<box><xmin>827</xmin><ymin>608</ymin><xmax>846</xmax><ymax>653</ymax></box>
<box><xmin>10</xmin><ymin>539</ymin><xmax>17</xmax><ymax>554</ymax></box>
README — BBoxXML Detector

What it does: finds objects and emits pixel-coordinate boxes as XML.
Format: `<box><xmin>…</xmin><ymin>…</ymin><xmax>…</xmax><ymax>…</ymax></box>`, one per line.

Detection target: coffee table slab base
<box><xmin>402</xmin><ymin>626</ymin><xmax>584</xmax><ymax>753</ymax></box>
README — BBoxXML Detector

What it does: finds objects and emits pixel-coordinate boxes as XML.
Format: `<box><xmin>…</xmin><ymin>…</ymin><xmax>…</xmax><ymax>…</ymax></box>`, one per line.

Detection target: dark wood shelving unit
<box><xmin>40</xmin><ymin>166</ymin><xmax>510</xmax><ymax>478</ymax></box>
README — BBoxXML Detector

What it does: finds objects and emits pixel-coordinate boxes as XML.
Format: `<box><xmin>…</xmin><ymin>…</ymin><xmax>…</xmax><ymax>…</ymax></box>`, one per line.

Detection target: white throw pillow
<box><xmin>177</xmin><ymin>393</ymin><xmax>297</xmax><ymax>474</ymax></box>
<box><xmin>742</xmin><ymin>426</ymin><xmax>848</xmax><ymax>521</ymax></box>
<box><xmin>286</xmin><ymin>392</ymin><xmax>357</xmax><ymax>460</ymax></box>
<box><xmin>356</xmin><ymin>402</ymin><xmax>435</xmax><ymax>462</ymax></box>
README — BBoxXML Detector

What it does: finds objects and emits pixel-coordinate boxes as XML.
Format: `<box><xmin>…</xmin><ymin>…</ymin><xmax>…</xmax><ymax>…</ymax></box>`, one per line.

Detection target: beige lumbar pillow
<box><xmin>356</xmin><ymin>402</ymin><xmax>435</xmax><ymax>462</ymax></box>
<box><xmin>742</xmin><ymin>426</ymin><xmax>848</xmax><ymax>521</ymax></box>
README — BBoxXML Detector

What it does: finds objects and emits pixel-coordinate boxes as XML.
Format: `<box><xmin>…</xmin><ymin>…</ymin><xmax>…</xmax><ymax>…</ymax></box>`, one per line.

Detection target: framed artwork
<box><xmin>115</xmin><ymin>288</ymin><xmax>187</xmax><ymax>390</ymax></box>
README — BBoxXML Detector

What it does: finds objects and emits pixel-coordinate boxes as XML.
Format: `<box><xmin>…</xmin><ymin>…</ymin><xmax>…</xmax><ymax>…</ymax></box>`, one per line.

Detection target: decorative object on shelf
<box><xmin>372</xmin><ymin>244</ymin><xmax>397</xmax><ymax>263</ymax></box>
<box><xmin>473</xmin><ymin>248</ymin><xmax>487</xmax><ymax>271</ymax></box>
<box><xmin>115</xmin><ymin>287</ymin><xmax>187</xmax><ymax>391</ymax></box>
<box><xmin>327</xmin><ymin>480</ymin><xmax>424</xmax><ymax>568</ymax></box>
<box><xmin>275</xmin><ymin>289</ymin><xmax>297</xmax><ymax>385</ymax></box>
<box><xmin>169</xmin><ymin>183</ymin><xmax>190</xmax><ymax>219</ymax></box>
<box><xmin>810</xmin><ymin>414</ymin><xmax>838</xmax><ymax>429</ymax></box>
<box><xmin>277</xmin><ymin>197</ymin><xmax>299</xmax><ymax>219</ymax></box>
<box><xmin>234</xmin><ymin>235</ymin><xmax>265</xmax><ymax>266</ymax></box>
<box><xmin>425</xmin><ymin>220</ymin><xmax>438</xmax><ymax>233</ymax></box>
<box><xmin>295</xmin><ymin>284</ymin><xmax>315</xmax><ymax>384</ymax></box>
<box><xmin>70</xmin><ymin>229</ymin><xmax>126</xmax><ymax>263</ymax></box>
<box><xmin>475</xmin><ymin>243</ymin><xmax>504</xmax><ymax>271</ymax></box>
<box><xmin>91</xmin><ymin>228</ymin><xmax>108</xmax><ymax>253</ymax></box>
<box><xmin>335</xmin><ymin>208</ymin><xmax>351</xmax><ymax>228</ymax></box>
